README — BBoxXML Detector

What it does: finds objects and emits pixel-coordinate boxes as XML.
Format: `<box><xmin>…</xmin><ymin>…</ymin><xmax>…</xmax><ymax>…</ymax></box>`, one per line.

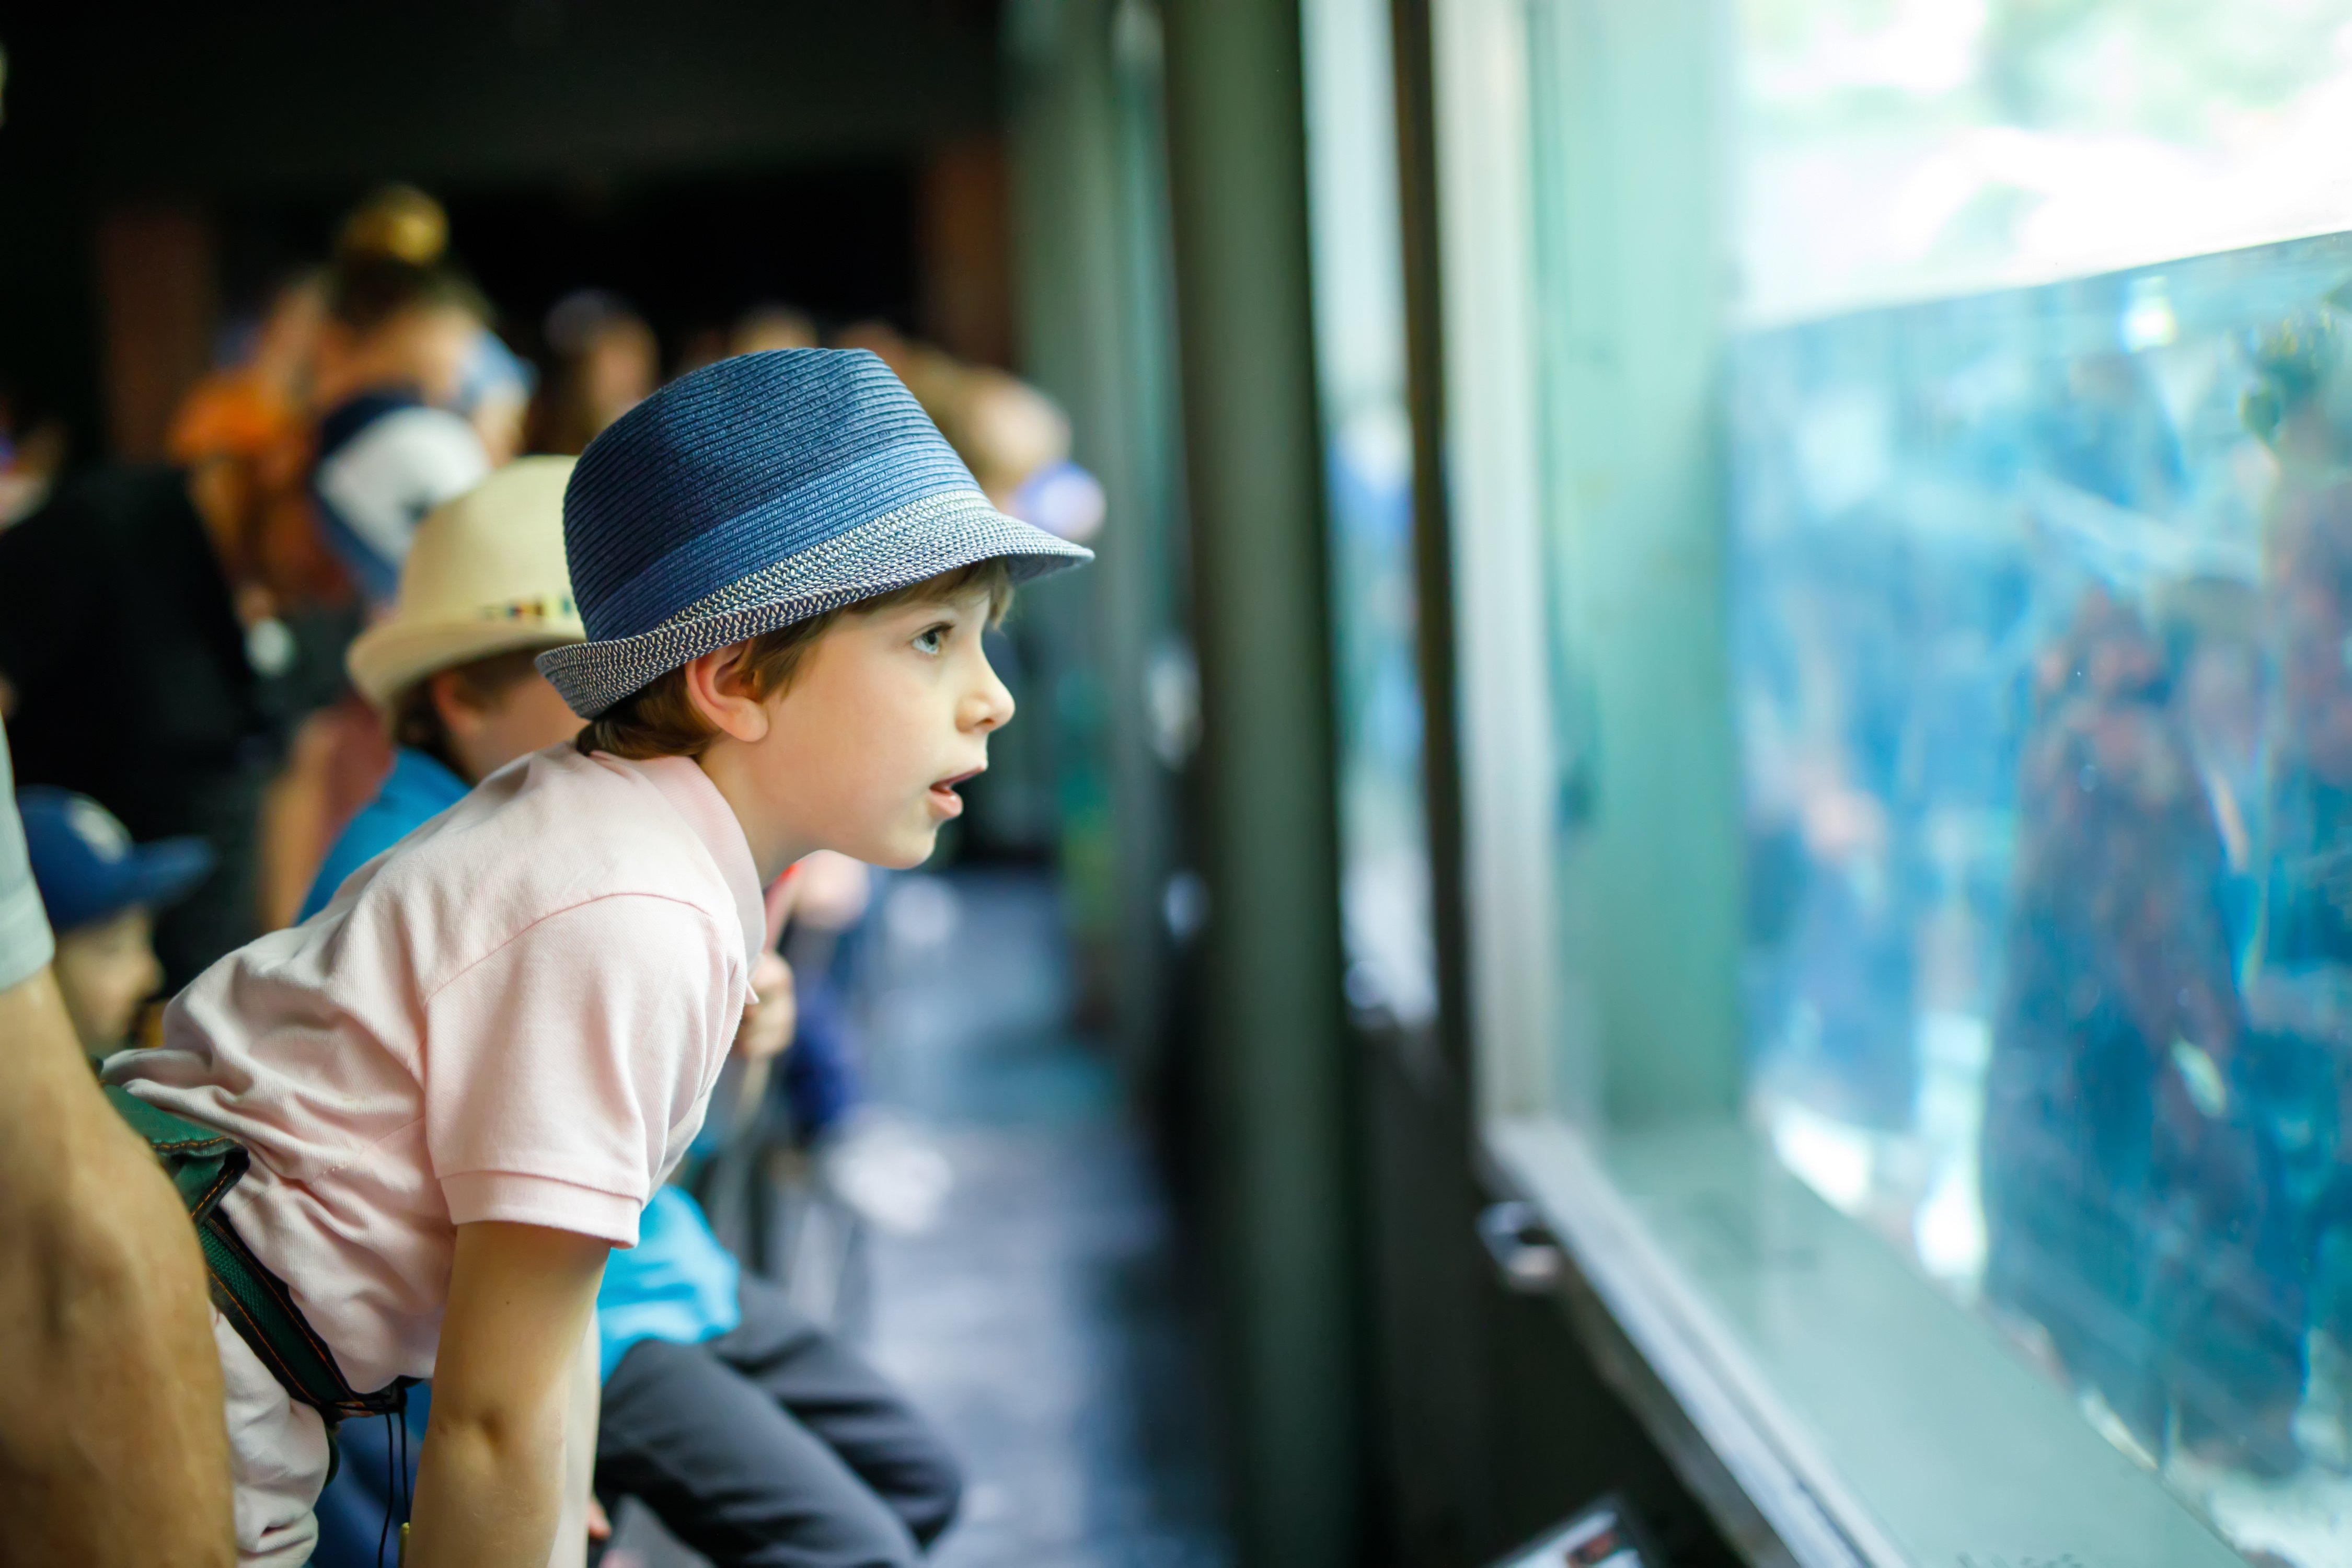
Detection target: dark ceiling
<box><xmin>2</xmin><ymin>0</ymin><xmax>1003</xmax><ymax>195</ymax></box>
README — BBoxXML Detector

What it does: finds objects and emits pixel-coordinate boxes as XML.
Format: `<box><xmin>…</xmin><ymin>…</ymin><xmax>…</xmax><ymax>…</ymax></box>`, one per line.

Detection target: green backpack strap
<box><xmin>102</xmin><ymin>1083</ymin><xmax>248</xmax><ymax>1226</ymax></box>
<box><xmin>103</xmin><ymin>1085</ymin><xmax>408</xmax><ymax>1424</ymax></box>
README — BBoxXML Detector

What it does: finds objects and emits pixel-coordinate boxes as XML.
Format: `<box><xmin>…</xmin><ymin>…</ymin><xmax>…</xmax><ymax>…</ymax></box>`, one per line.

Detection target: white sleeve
<box><xmin>0</xmin><ymin>724</ymin><xmax>53</xmax><ymax>993</ymax></box>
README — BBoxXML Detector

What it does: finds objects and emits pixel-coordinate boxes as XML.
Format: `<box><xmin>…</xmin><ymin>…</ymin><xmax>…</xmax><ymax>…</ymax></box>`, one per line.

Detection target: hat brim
<box><xmin>537</xmin><ymin>490</ymin><xmax>1093</xmax><ymax>718</ymax></box>
<box><xmin>349</xmin><ymin>617</ymin><xmax>588</xmax><ymax>707</ymax></box>
<box><xmin>58</xmin><ymin>837</ymin><xmax>217</xmax><ymax>933</ymax></box>
<box><xmin>123</xmin><ymin>837</ymin><xmax>217</xmax><ymax>913</ymax></box>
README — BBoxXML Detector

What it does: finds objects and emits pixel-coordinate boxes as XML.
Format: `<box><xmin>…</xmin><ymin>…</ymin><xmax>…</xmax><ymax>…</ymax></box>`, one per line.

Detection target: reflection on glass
<box><xmin>1738</xmin><ymin>0</ymin><xmax>2352</xmax><ymax>320</ymax></box>
<box><xmin>1303</xmin><ymin>0</ymin><xmax>1436</xmax><ymax>1032</ymax></box>
<box><xmin>1734</xmin><ymin>231</ymin><xmax>2352</xmax><ymax>1564</ymax></box>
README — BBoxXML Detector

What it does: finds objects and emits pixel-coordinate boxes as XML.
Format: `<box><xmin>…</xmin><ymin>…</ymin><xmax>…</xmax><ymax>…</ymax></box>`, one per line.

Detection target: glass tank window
<box><xmin>1734</xmin><ymin>189</ymin><xmax>2352</xmax><ymax>1568</ymax></box>
<box><xmin>1732</xmin><ymin>6</ymin><xmax>2352</xmax><ymax>1563</ymax></box>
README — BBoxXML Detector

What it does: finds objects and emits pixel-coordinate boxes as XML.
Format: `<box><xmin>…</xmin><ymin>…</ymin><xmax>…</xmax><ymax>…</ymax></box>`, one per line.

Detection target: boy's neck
<box><xmin>692</xmin><ymin>746</ymin><xmax>811</xmax><ymax>883</ymax></box>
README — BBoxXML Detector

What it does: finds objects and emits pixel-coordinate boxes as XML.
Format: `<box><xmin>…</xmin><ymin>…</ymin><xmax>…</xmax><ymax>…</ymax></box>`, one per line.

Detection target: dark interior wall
<box><xmin>0</xmin><ymin>0</ymin><xmax>1002</xmax><ymax>456</ymax></box>
<box><xmin>209</xmin><ymin>171</ymin><xmax>923</xmax><ymax>358</ymax></box>
<box><xmin>16</xmin><ymin>0</ymin><xmax>1001</xmax><ymax>194</ymax></box>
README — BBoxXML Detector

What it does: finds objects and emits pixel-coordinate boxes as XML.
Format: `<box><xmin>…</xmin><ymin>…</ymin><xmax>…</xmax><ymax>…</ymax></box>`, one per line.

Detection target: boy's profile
<box><xmin>106</xmin><ymin>348</ymin><xmax>1090</xmax><ymax>1566</ymax></box>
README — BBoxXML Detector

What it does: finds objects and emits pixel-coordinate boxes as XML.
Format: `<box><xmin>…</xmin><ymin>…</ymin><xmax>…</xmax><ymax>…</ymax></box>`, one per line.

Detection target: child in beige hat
<box><xmin>302</xmin><ymin>457</ymin><xmax>589</xmax><ymax>919</ymax></box>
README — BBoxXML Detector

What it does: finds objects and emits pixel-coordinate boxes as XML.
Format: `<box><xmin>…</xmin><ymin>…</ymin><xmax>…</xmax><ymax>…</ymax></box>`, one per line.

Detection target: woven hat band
<box><xmin>537</xmin><ymin>488</ymin><xmax>1090</xmax><ymax>718</ymax></box>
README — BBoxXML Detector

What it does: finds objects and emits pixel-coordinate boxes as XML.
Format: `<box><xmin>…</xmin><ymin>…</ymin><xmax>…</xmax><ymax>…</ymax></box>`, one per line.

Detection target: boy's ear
<box><xmin>428</xmin><ymin>668</ymin><xmax>478</xmax><ymax>725</ymax></box>
<box><xmin>683</xmin><ymin>643</ymin><xmax>773</xmax><ymax>744</ymax></box>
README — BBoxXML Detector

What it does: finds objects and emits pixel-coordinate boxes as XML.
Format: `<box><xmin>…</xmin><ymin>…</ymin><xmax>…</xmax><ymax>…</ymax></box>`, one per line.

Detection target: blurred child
<box><xmin>17</xmin><ymin>788</ymin><xmax>213</xmax><ymax>1058</ymax></box>
<box><xmin>106</xmin><ymin>349</ymin><xmax>1089</xmax><ymax>1566</ymax></box>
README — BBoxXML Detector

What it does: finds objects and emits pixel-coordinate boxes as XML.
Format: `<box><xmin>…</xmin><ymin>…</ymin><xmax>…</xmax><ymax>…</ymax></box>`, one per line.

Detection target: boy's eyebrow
<box><xmin>861</xmin><ymin>589</ymin><xmax>991</xmax><ymax>615</ymax></box>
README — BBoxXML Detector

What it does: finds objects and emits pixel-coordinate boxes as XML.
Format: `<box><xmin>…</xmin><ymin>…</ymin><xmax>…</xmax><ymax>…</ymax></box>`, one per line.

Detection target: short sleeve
<box><xmin>0</xmin><ymin>723</ymin><xmax>55</xmax><ymax>993</ymax></box>
<box><xmin>422</xmin><ymin>895</ymin><xmax>734</xmax><ymax>1247</ymax></box>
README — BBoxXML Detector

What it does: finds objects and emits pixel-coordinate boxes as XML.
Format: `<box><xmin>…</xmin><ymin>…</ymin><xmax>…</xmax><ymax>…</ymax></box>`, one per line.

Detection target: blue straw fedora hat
<box><xmin>537</xmin><ymin>348</ymin><xmax>1092</xmax><ymax>717</ymax></box>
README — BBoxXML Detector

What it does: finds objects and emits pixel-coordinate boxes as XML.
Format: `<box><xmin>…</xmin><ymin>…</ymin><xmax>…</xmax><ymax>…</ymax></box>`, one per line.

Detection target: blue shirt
<box><xmin>303</xmin><ymin>747</ymin><xmax>744</xmax><ymax>1377</ymax></box>
<box><xmin>298</xmin><ymin>748</ymin><xmax>470</xmax><ymax>922</ymax></box>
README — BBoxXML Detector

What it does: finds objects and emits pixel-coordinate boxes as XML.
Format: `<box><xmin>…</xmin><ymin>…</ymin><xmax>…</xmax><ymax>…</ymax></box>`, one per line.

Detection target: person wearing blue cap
<box><xmin>18</xmin><ymin>787</ymin><xmax>214</xmax><ymax>1059</ymax></box>
<box><xmin>105</xmin><ymin>348</ymin><xmax>1090</xmax><ymax>1567</ymax></box>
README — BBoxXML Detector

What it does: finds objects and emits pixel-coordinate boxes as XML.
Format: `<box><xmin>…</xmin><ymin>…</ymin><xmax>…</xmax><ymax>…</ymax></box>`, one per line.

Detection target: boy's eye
<box><xmin>913</xmin><ymin>624</ymin><xmax>950</xmax><ymax>654</ymax></box>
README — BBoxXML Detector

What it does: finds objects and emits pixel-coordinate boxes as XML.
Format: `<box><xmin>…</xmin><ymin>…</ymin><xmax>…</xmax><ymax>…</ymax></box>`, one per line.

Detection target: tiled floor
<box><xmin>607</xmin><ymin>870</ymin><xmax>1231</xmax><ymax>1568</ymax></box>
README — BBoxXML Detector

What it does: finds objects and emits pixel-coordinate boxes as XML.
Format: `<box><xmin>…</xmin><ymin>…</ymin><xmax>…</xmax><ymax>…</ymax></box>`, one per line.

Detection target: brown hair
<box><xmin>578</xmin><ymin>559</ymin><xmax>1014</xmax><ymax>762</ymax></box>
<box><xmin>327</xmin><ymin>183</ymin><xmax>489</xmax><ymax>334</ymax></box>
<box><xmin>326</xmin><ymin>255</ymin><xmax>490</xmax><ymax>335</ymax></box>
<box><xmin>390</xmin><ymin>645</ymin><xmax>560</xmax><ymax>779</ymax></box>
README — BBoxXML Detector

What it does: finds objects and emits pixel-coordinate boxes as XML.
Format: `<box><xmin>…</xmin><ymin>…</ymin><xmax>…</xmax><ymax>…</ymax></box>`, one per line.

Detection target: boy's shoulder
<box><xmin>341</xmin><ymin>746</ymin><xmax>757</xmax><ymax>984</ymax></box>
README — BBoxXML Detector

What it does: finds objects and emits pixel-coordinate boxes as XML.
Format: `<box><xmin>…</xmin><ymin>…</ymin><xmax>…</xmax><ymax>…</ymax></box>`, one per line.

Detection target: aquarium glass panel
<box><xmin>1734</xmin><ymin>230</ymin><xmax>2352</xmax><ymax>1565</ymax></box>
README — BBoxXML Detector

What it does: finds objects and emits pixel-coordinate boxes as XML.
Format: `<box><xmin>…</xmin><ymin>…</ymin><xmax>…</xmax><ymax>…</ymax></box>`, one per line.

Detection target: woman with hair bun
<box><xmin>309</xmin><ymin>186</ymin><xmax>494</xmax><ymax>609</ymax></box>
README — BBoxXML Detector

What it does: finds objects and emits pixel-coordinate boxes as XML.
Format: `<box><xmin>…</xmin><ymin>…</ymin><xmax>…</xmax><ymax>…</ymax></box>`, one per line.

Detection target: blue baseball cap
<box><xmin>17</xmin><ymin>788</ymin><xmax>214</xmax><ymax>935</ymax></box>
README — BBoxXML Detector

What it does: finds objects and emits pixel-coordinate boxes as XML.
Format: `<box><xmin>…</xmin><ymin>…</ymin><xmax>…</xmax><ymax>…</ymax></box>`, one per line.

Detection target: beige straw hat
<box><xmin>345</xmin><ymin>456</ymin><xmax>585</xmax><ymax>707</ymax></box>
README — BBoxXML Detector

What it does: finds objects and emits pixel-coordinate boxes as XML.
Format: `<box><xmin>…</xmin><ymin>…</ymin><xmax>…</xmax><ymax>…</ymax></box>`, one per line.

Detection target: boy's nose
<box><xmin>965</xmin><ymin>659</ymin><xmax>1017</xmax><ymax>733</ymax></box>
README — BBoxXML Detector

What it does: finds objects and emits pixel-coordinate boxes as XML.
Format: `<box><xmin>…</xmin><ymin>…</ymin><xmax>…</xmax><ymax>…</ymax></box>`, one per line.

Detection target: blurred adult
<box><xmin>0</xmin><ymin>463</ymin><xmax>274</xmax><ymax>986</ymax></box>
<box><xmin>255</xmin><ymin>187</ymin><xmax>493</xmax><ymax>926</ymax></box>
<box><xmin>833</xmin><ymin>321</ymin><xmax>1103</xmax><ymax>543</ymax></box>
<box><xmin>169</xmin><ymin>270</ymin><xmax>332</xmax><ymax>621</ymax></box>
<box><xmin>458</xmin><ymin>327</ymin><xmax>537</xmax><ymax>467</ymax></box>
<box><xmin>732</xmin><ymin>303</ymin><xmax>819</xmax><ymax>356</ymax></box>
<box><xmin>310</xmin><ymin>186</ymin><xmax>493</xmax><ymax>608</ymax></box>
<box><xmin>531</xmin><ymin>290</ymin><xmax>659</xmax><ymax>456</ymax></box>
<box><xmin>0</xmin><ymin>723</ymin><xmax>235</xmax><ymax>1565</ymax></box>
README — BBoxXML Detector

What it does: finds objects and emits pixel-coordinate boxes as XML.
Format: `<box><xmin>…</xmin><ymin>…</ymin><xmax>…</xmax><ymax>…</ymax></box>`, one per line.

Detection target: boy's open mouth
<box><xmin>928</xmin><ymin>768</ymin><xmax>983</xmax><ymax>816</ymax></box>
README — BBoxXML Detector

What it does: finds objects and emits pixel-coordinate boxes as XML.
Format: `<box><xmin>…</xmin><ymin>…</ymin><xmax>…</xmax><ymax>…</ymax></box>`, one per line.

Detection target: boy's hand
<box><xmin>406</xmin><ymin>1221</ymin><xmax>608</xmax><ymax>1568</ymax></box>
<box><xmin>734</xmin><ymin>951</ymin><xmax>796</xmax><ymax>1063</ymax></box>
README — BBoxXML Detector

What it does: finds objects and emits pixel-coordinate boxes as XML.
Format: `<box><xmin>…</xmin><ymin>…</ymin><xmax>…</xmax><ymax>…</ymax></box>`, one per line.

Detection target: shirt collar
<box><xmin>606</xmin><ymin>753</ymin><xmax>766</xmax><ymax>960</ymax></box>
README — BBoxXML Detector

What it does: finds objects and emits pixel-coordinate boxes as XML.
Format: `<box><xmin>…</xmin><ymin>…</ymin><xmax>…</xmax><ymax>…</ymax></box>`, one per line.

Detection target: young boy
<box><xmin>17</xmin><ymin>787</ymin><xmax>214</xmax><ymax>1058</ymax></box>
<box><xmin>305</xmin><ymin>457</ymin><xmax>962</xmax><ymax>1568</ymax></box>
<box><xmin>105</xmin><ymin>348</ymin><xmax>1090</xmax><ymax>1567</ymax></box>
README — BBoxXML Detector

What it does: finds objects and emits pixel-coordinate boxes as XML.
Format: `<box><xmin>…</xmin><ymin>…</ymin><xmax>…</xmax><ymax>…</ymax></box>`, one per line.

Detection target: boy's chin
<box><xmin>864</xmin><ymin>826</ymin><xmax>943</xmax><ymax>872</ymax></box>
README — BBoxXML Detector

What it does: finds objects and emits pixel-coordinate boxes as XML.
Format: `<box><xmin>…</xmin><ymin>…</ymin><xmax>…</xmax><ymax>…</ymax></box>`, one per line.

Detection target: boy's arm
<box><xmin>408</xmin><ymin>1220</ymin><xmax>609</xmax><ymax>1568</ymax></box>
<box><xmin>548</xmin><ymin>1316</ymin><xmax>602</xmax><ymax>1568</ymax></box>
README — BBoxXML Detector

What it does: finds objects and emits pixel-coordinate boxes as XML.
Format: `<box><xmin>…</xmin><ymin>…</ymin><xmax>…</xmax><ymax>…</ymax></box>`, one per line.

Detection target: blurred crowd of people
<box><xmin>0</xmin><ymin>181</ymin><xmax>1097</xmax><ymax>1005</ymax></box>
<box><xmin>0</xmin><ymin>182</ymin><xmax>1102</xmax><ymax>1567</ymax></box>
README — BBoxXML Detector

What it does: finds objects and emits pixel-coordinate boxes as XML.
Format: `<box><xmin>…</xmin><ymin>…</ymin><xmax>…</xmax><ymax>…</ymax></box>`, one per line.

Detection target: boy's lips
<box><xmin>927</xmin><ymin>768</ymin><xmax>983</xmax><ymax>817</ymax></box>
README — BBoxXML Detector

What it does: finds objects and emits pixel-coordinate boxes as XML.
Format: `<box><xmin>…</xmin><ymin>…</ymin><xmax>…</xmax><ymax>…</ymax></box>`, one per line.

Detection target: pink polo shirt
<box><xmin>104</xmin><ymin>747</ymin><xmax>762</xmax><ymax>1394</ymax></box>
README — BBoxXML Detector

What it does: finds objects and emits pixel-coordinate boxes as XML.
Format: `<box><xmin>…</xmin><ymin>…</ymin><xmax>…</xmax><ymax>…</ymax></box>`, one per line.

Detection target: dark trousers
<box><xmin>593</xmin><ymin>1274</ymin><xmax>961</xmax><ymax>1568</ymax></box>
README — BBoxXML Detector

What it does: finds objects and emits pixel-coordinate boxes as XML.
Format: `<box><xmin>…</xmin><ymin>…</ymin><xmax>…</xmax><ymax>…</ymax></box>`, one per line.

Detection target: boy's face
<box><xmin>749</xmin><ymin>586</ymin><xmax>1015</xmax><ymax>869</ymax></box>
<box><xmin>54</xmin><ymin>907</ymin><xmax>162</xmax><ymax>1057</ymax></box>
